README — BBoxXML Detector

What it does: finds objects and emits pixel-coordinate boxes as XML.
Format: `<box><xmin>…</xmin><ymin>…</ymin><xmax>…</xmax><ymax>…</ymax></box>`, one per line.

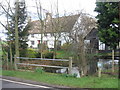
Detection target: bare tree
<box><xmin>68</xmin><ymin>13</ymin><xmax>96</xmax><ymax>76</ymax></box>
<box><xmin>0</xmin><ymin>0</ymin><xmax>14</xmax><ymax>66</ymax></box>
<box><xmin>35</xmin><ymin>0</ymin><xmax>46</xmax><ymax>58</ymax></box>
<box><xmin>49</xmin><ymin>1</ymin><xmax>78</xmax><ymax>59</ymax></box>
<box><xmin>49</xmin><ymin>0</ymin><xmax>61</xmax><ymax>59</ymax></box>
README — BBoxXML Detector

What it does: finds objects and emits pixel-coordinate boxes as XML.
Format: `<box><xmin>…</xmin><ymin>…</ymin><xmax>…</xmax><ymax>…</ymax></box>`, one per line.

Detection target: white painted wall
<box><xmin>99</xmin><ymin>40</ymin><xmax>105</xmax><ymax>50</ymax></box>
<box><xmin>27</xmin><ymin>15</ymin><xmax>104</xmax><ymax>50</ymax></box>
<box><xmin>27</xmin><ymin>32</ymin><xmax>69</xmax><ymax>49</ymax></box>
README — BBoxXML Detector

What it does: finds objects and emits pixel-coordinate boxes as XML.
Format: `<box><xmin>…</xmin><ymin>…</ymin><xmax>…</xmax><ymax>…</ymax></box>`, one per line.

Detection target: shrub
<box><xmin>62</xmin><ymin>73</ymin><xmax>77</xmax><ymax>78</ymax></box>
<box><xmin>61</xmin><ymin>43</ymin><xmax>71</xmax><ymax>50</ymax></box>
<box><xmin>42</xmin><ymin>50</ymin><xmax>54</xmax><ymax>59</ymax></box>
<box><xmin>26</xmin><ymin>48</ymin><xmax>37</xmax><ymax>58</ymax></box>
<box><xmin>35</xmin><ymin>67</ymin><xmax>44</xmax><ymax>74</ymax></box>
<box><xmin>35</xmin><ymin>50</ymin><xmax>53</xmax><ymax>58</ymax></box>
<box><xmin>35</xmin><ymin>52</ymin><xmax>41</xmax><ymax>58</ymax></box>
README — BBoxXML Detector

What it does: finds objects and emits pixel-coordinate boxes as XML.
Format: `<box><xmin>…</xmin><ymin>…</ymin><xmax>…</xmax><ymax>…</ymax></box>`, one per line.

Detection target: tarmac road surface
<box><xmin>1</xmin><ymin>78</ymin><xmax>53</xmax><ymax>89</ymax></box>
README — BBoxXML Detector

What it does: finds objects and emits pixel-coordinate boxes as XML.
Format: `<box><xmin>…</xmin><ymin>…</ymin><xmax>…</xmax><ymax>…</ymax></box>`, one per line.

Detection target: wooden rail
<box><xmin>16</xmin><ymin>57</ymin><xmax>69</xmax><ymax>61</ymax></box>
<box><xmin>14</xmin><ymin>56</ymin><xmax>73</xmax><ymax>74</ymax></box>
<box><xmin>17</xmin><ymin>63</ymin><xmax>68</xmax><ymax>69</ymax></box>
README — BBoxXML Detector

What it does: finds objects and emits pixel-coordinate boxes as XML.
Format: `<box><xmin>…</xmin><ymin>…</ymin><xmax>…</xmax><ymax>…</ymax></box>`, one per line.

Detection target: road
<box><xmin>1</xmin><ymin>78</ymin><xmax>53</xmax><ymax>89</ymax></box>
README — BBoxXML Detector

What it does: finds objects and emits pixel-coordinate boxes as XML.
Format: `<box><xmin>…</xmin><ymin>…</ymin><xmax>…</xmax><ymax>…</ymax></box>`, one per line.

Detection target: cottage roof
<box><xmin>28</xmin><ymin>14</ymin><xmax>80</xmax><ymax>34</ymax></box>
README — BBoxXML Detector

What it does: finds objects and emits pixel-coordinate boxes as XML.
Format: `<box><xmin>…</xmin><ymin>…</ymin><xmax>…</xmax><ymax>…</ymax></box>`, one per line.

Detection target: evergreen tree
<box><xmin>95</xmin><ymin>2</ymin><xmax>119</xmax><ymax>49</ymax></box>
<box><xmin>6</xmin><ymin>0</ymin><xmax>30</xmax><ymax>57</ymax></box>
<box><xmin>95</xmin><ymin>2</ymin><xmax>119</xmax><ymax>73</ymax></box>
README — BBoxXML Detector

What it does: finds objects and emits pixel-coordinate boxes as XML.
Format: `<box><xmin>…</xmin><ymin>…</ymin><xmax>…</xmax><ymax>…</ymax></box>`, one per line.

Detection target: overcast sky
<box><xmin>0</xmin><ymin>0</ymin><xmax>97</xmax><ymax>40</ymax></box>
<box><xmin>25</xmin><ymin>0</ymin><xmax>97</xmax><ymax>19</ymax></box>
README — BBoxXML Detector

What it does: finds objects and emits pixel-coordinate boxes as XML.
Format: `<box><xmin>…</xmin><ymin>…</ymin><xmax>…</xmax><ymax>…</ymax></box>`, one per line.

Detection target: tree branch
<box><xmin>0</xmin><ymin>3</ymin><xmax>12</xmax><ymax>17</ymax></box>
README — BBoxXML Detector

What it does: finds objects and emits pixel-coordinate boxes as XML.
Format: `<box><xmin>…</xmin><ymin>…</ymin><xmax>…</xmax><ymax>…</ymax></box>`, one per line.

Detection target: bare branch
<box><xmin>6</xmin><ymin>0</ymin><xmax>14</xmax><ymax>15</ymax></box>
<box><xmin>0</xmin><ymin>3</ymin><xmax>12</xmax><ymax>17</ymax></box>
<box><xmin>0</xmin><ymin>21</ymin><xmax>8</xmax><ymax>30</ymax></box>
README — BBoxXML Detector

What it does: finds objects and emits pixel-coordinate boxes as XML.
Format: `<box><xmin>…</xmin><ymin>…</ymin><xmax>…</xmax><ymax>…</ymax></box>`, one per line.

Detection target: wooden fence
<box><xmin>14</xmin><ymin>56</ymin><xmax>73</xmax><ymax>74</ymax></box>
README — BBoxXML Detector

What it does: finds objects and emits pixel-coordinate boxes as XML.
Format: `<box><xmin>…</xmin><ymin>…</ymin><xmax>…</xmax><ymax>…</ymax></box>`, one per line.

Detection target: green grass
<box><xmin>103</xmin><ymin>68</ymin><xmax>118</xmax><ymax>73</ymax></box>
<box><xmin>56</xmin><ymin>50</ymin><xmax>120</xmax><ymax>59</ymax></box>
<box><xmin>56</xmin><ymin>50</ymin><xmax>71</xmax><ymax>59</ymax></box>
<box><xmin>56</xmin><ymin>50</ymin><xmax>66</xmax><ymax>58</ymax></box>
<box><xmin>1</xmin><ymin>70</ymin><xmax>119</xmax><ymax>88</ymax></box>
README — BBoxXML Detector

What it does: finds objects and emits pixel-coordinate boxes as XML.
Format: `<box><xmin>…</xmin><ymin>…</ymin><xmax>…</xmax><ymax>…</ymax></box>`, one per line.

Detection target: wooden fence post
<box><xmin>68</xmin><ymin>57</ymin><xmax>72</xmax><ymax>74</ymax></box>
<box><xmin>112</xmin><ymin>49</ymin><xmax>114</xmax><ymax>73</ymax></box>
<box><xmin>14</xmin><ymin>55</ymin><xmax>18</xmax><ymax>70</ymax></box>
<box><xmin>98</xmin><ymin>60</ymin><xmax>102</xmax><ymax>77</ymax></box>
<box><xmin>98</xmin><ymin>67</ymin><xmax>101</xmax><ymax>78</ymax></box>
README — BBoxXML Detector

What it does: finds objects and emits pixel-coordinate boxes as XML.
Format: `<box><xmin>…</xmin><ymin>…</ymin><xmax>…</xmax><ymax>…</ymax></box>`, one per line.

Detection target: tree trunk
<box><xmin>53</xmin><ymin>36</ymin><xmax>57</xmax><ymax>59</ymax></box>
<box><xmin>88</xmin><ymin>57</ymin><xmax>97</xmax><ymax>75</ymax></box>
<box><xmin>15</xmin><ymin>0</ymin><xmax>19</xmax><ymax>63</ymax></box>
<box><xmin>10</xmin><ymin>41</ymin><xmax>13</xmax><ymax>68</ymax></box>
<box><xmin>80</xmin><ymin>40</ymin><xmax>88</xmax><ymax>76</ymax></box>
<box><xmin>6</xmin><ymin>53</ymin><xmax>9</xmax><ymax>70</ymax></box>
<box><xmin>40</xmin><ymin>31</ymin><xmax>43</xmax><ymax>58</ymax></box>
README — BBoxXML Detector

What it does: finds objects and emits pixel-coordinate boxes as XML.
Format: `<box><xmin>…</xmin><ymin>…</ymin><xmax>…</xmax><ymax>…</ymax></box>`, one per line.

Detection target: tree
<box><xmin>49</xmin><ymin>1</ymin><xmax>78</xmax><ymax>59</ymax></box>
<box><xmin>8</xmin><ymin>0</ymin><xmax>29</xmax><ymax>58</ymax></box>
<box><xmin>67</xmin><ymin>13</ymin><xmax>96</xmax><ymax>76</ymax></box>
<box><xmin>50</xmin><ymin>0</ymin><xmax>62</xmax><ymax>59</ymax></box>
<box><xmin>0</xmin><ymin>0</ymin><xmax>30</xmax><ymax>62</ymax></box>
<box><xmin>35</xmin><ymin>0</ymin><xmax>46</xmax><ymax>58</ymax></box>
<box><xmin>95</xmin><ymin>2</ymin><xmax>119</xmax><ymax>49</ymax></box>
<box><xmin>0</xmin><ymin>0</ymin><xmax>14</xmax><ymax>66</ymax></box>
<box><xmin>95</xmin><ymin>2</ymin><xmax>119</xmax><ymax>73</ymax></box>
<box><xmin>14</xmin><ymin>0</ymin><xmax>20</xmax><ymax>62</ymax></box>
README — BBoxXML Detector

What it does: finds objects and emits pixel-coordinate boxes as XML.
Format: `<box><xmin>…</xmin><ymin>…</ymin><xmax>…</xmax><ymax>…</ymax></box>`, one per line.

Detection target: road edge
<box><xmin>0</xmin><ymin>75</ymin><xmax>70</xmax><ymax>89</ymax></box>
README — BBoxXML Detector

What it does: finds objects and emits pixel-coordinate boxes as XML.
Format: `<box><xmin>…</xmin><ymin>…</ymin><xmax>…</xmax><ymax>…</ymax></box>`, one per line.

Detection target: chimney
<box><xmin>46</xmin><ymin>13</ymin><xmax>52</xmax><ymax>22</ymax></box>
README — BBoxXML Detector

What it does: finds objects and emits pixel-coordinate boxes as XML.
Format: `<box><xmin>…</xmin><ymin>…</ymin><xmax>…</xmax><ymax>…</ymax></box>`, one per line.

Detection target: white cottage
<box><xmin>27</xmin><ymin>13</ymin><xmax>80</xmax><ymax>49</ymax></box>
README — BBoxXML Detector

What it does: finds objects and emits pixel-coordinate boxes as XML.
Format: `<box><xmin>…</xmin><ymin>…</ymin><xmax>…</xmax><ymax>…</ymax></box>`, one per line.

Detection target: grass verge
<box><xmin>1</xmin><ymin>70</ymin><xmax>119</xmax><ymax>88</ymax></box>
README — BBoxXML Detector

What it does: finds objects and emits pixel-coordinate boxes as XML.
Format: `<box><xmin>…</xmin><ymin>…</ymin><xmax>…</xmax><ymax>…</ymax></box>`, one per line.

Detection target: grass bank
<box><xmin>1</xmin><ymin>70</ymin><xmax>119</xmax><ymax>88</ymax></box>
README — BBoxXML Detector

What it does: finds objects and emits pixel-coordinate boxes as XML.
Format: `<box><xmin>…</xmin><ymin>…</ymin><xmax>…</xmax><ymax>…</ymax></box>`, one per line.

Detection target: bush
<box><xmin>35</xmin><ymin>67</ymin><xmax>44</xmax><ymax>74</ymax></box>
<box><xmin>42</xmin><ymin>50</ymin><xmax>54</xmax><ymax>59</ymax></box>
<box><xmin>35</xmin><ymin>52</ymin><xmax>41</xmax><ymax>58</ymax></box>
<box><xmin>61</xmin><ymin>43</ymin><xmax>71</xmax><ymax>50</ymax></box>
<box><xmin>35</xmin><ymin>50</ymin><xmax>54</xmax><ymax>59</ymax></box>
<box><xmin>62</xmin><ymin>73</ymin><xmax>77</xmax><ymax>78</ymax></box>
<box><xmin>26</xmin><ymin>48</ymin><xmax>37</xmax><ymax>58</ymax></box>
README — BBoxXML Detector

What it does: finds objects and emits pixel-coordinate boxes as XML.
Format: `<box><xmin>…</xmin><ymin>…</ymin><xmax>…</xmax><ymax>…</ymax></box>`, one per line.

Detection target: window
<box><xmin>50</xmin><ymin>33</ymin><xmax>54</xmax><ymax>37</ymax></box>
<box><xmin>31</xmin><ymin>34</ymin><xmax>34</xmax><ymax>38</ymax></box>
<box><xmin>31</xmin><ymin>41</ymin><xmax>34</xmax><ymax>45</ymax></box>
<box><xmin>44</xmin><ymin>33</ymin><xmax>48</xmax><ymax>37</ymax></box>
<box><xmin>57</xmin><ymin>41</ymin><xmax>61</xmax><ymax>46</ymax></box>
